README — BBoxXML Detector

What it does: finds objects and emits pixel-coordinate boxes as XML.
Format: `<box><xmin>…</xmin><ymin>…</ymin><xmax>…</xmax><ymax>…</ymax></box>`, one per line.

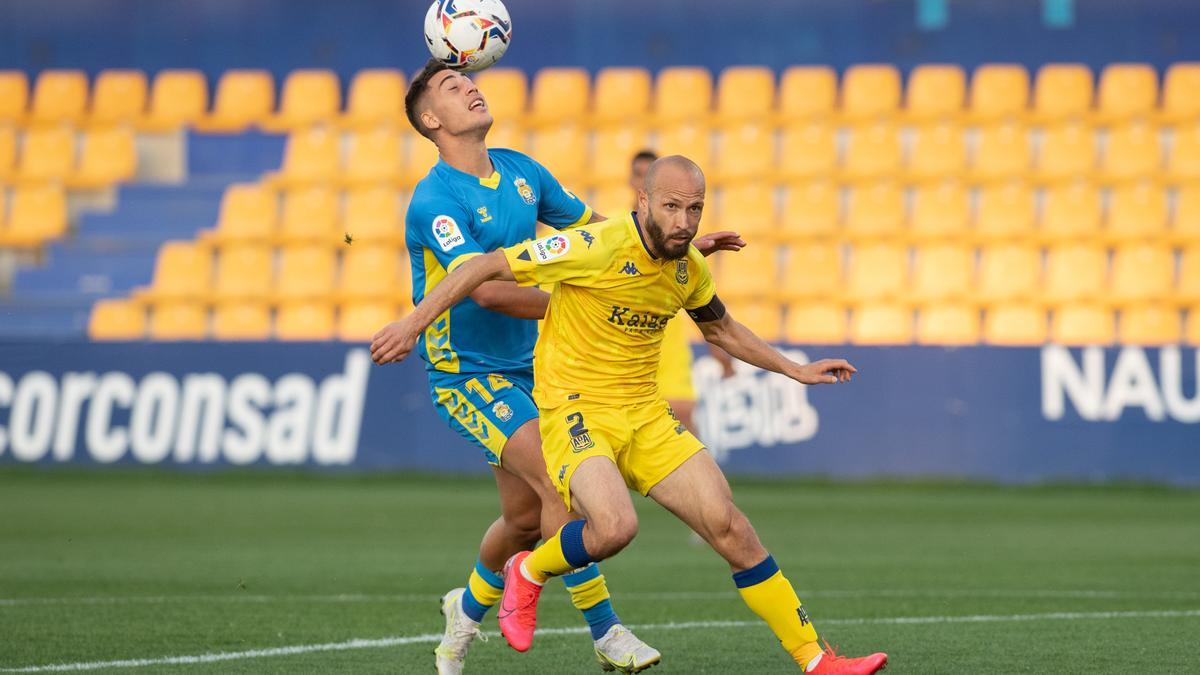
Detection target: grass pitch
<box><xmin>1</xmin><ymin>469</ymin><xmax>1198</xmax><ymax>674</ymax></box>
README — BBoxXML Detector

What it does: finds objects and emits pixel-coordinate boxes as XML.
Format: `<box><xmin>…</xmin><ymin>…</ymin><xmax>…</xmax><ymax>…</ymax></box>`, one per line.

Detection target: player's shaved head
<box><xmin>637</xmin><ymin>155</ymin><xmax>706</xmax><ymax>260</ymax></box>
<box><xmin>644</xmin><ymin>155</ymin><xmax>706</xmax><ymax>196</ymax></box>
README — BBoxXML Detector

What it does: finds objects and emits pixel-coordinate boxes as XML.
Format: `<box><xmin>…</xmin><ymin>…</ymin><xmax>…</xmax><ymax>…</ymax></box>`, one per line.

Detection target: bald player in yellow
<box><xmin>371</xmin><ymin>156</ymin><xmax>888</xmax><ymax>674</ymax></box>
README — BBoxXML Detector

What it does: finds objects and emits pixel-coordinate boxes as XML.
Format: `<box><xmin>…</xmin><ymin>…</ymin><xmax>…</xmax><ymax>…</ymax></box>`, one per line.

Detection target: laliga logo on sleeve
<box><xmin>432</xmin><ymin>215</ymin><xmax>466</xmax><ymax>252</ymax></box>
<box><xmin>514</xmin><ymin>178</ymin><xmax>536</xmax><ymax>205</ymax></box>
<box><xmin>533</xmin><ymin>234</ymin><xmax>571</xmax><ymax>262</ymax></box>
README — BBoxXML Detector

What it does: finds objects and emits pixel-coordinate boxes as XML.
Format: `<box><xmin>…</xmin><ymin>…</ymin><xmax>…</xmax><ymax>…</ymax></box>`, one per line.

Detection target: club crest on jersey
<box><xmin>676</xmin><ymin>260</ymin><xmax>689</xmax><ymax>284</ymax></box>
<box><xmin>492</xmin><ymin>401</ymin><xmax>513</xmax><ymax>422</ymax></box>
<box><xmin>533</xmin><ymin>234</ymin><xmax>570</xmax><ymax>262</ymax></box>
<box><xmin>476</xmin><ymin>206</ymin><xmax>492</xmax><ymax>223</ymax></box>
<box><xmin>514</xmin><ymin>178</ymin><xmax>536</xmax><ymax>205</ymax></box>
<box><xmin>432</xmin><ymin>215</ymin><xmax>465</xmax><ymax>252</ymax></box>
<box><xmin>566</xmin><ymin>412</ymin><xmax>595</xmax><ymax>452</ymax></box>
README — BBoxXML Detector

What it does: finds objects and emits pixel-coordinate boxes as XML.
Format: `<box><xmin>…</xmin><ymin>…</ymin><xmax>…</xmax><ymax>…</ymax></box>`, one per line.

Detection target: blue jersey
<box><xmin>406</xmin><ymin>147</ymin><xmax>592</xmax><ymax>376</ymax></box>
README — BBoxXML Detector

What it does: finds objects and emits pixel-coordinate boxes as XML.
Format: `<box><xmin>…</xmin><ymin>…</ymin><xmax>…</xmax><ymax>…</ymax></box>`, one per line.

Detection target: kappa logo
<box><xmin>675</xmin><ymin>259</ymin><xmax>689</xmax><ymax>284</ymax></box>
<box><xmin>565</xmin><ymin>412</ymin><xmax>595</xmax><ymax>452</ymax></box>
<box><xmin>432</xmin><ymin>215</ymin><xmax>466</xmax><ymax>252</ymax></box>
<box><xmin>514</xmin><ymin>178</ymin><xmax>536</xmax><ymax>205</ymax></box>
<box><xmin>558</xmin><ymin>463</ymin><xmax>569</xmax><ymax>484</ymax></box>
<box><xmin>619</xmin><ymin>261</ymin><xmax>641</xmax><ymax>276</ymax></box>
<box><xmin>577</xmin><ymin>229</ymin><xmax>595</xmax><ymax>248</ymax></box>
<box><xmin>533</xmin><ymin>234</ymin><xmax>570</xmax><ymax>262</ymax></box>
<box><xmin>492</xmin><ymin>400</ymin><xmax>513</xmax><ymax>422</ymax></box>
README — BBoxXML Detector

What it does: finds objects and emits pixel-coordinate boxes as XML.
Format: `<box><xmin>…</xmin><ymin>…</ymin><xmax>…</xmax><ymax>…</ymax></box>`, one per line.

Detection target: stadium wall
<box><xmin>0</xmin><ymin>342</ymin><xmax>1196</xmax><ymax>484</ymax></box>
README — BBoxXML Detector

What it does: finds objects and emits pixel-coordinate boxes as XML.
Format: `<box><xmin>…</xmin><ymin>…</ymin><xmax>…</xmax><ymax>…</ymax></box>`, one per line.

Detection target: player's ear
<box><xmin>421</xmin><ymin>109</ymin><xmax>442</xmax><ymax>133</ymax></box>
<box><xmin>637</xmin><ymin>188</ymin><xmax>648</xmax><ymax>212</ymax></box>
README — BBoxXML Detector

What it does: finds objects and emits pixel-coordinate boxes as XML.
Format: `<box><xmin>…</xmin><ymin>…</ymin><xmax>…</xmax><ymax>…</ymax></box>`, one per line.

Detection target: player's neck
<box><xmin>438</xmin><ymin>136</ymin><xmax>494</xmax><ymax>180</ymax></box>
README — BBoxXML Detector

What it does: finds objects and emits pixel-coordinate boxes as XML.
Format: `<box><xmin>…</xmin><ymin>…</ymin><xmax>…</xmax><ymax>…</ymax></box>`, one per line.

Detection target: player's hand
<box><xmin>370</xmin><ymin>320</ymin><xmax>419</xmax><ymax>365</ymax></box>
<box><xmin>693</xmin><ymin>231</ymin><xmax>746</xmax><ymax>257</ymax></box>
<box><xmin>792</xmin><ymin>359</ymin><xmax>857</xmax><ymax>385</ymax></box>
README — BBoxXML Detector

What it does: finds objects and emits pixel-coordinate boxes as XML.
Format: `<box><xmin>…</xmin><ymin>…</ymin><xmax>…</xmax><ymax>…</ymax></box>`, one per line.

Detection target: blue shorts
<box><xmin>427</xmin><ymin>369</ymin><xmax>539</xmax><ymax>466</ymax></box>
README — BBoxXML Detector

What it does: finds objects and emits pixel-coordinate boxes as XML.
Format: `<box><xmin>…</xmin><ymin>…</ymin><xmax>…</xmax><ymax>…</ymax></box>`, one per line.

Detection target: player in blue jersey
<box><xmin>399</xmin><ymin>59</ymin><xmax>744</xmax><ymax>674</ymax></box>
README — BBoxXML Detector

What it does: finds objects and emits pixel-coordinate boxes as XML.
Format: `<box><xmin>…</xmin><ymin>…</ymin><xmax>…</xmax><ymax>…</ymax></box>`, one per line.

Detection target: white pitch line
<box><xmin>2</xmin><ymin>609</ymin><xmax>1198</xmax><ymax>673</ymax></box>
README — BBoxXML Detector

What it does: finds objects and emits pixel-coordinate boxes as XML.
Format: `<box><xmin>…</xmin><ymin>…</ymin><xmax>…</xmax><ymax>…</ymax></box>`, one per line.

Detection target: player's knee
<box><xmin>706</xmin><ymin>502</ymin><xmax>751</xmax><ymax>547</ymax></box>
<box><xmin>588</xmin><ymin>510</ymin><xmax>638</xmax><ymax>558</ymax></box>
<box><xmin>507</xmin><ymin>511</ymin><xmax>541</xmax><ymax>548</ymax></box>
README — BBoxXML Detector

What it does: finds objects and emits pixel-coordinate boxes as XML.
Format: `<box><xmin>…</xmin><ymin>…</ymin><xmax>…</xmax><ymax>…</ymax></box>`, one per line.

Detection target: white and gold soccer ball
<box><xmin>424</xmin><ymin>0</ymin><xmax>512</xmax><ymax>73</ymax></box>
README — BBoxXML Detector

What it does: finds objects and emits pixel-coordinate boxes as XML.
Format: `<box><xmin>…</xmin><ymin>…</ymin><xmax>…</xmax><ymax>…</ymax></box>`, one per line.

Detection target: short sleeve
<box><xmin>406</xmin><ymin>199</ymin><xmax>485</xmax><ymax>272</ymax></box>
<box><xmin>683</xmin><ymin>249</ymin><xmax>717</xmax><ymax>311</ymax></box>
<box><xmin>532</xmin><ymin>159</ymin><xmax>592</xmax><ymax>229</ymax></box>
<box><xmin>502</xmin><ymin>227</ymin><xmax>606</xmax><ymax>287</ymax></box>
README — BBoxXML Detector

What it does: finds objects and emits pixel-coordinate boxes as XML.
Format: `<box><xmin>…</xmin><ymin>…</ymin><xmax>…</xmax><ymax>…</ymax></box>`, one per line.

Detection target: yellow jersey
<box><xmin>502</xmin><ymin>212</ymin><xmax>716</xmax><ymax>407</ymax></box>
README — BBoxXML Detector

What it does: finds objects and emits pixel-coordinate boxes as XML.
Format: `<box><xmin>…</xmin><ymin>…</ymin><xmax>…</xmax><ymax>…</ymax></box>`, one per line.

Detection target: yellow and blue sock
<box><xmin>460</xmin><ymin>559</ymin><xmax>504</xmax><ymax>623</ymax></box>
<box><xmin>733</xmin><ymin>554</ymin><xmax>823</xmax><ymax>668</ymax></box>
<box><xmin>522</xmin><ymin>519</ymin><xmax>595</xmax><ymax>583</ymax></box>
<box><xmin>563</xmin><ymin>563</ymin><xmax>622</xmax><ymax>640</ymax></box>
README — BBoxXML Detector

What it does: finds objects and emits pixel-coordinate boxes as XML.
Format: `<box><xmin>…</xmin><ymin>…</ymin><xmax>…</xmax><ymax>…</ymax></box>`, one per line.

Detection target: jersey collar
<box><xmin>630</xmin><ymin>211</ymin><xmax>660</xmax><ymax>261</ymax></box>
<box><xmin>435</xmin><ymin>153</ymin><xmax>501</xmax><ymax>190</ymax></box>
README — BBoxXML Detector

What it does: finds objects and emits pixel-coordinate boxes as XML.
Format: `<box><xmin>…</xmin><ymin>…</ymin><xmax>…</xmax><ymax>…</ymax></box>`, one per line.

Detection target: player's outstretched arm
<box><xmin>470</xmin><ymin>281</ymin><xmax>549</xmax><ymax>320</ymax></box>
<box><xmin>371</xmin><ymin>251</ymin><xmax>516</xmax><ymax>364</ymax></box>
<box><xmin>695</xmin><ymin>307</ymin><xmax>856</xmax><ymax>385</ymax></box>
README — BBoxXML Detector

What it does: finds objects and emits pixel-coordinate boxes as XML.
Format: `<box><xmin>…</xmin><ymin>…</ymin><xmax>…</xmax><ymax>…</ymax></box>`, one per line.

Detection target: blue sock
<box><xmin>563</xmin><ymin>563</ymin><xmax>622</xmax><ymax>640</ymax></box>
<box><xmin>460</xmin><ymin>559</ymin><xmax>504</xmax><ymax>623</ymax></box>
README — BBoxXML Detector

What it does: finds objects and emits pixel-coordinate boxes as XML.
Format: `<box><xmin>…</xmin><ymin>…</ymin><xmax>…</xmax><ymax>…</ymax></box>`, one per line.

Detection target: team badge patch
<box><xmin>476</xmin><ymin>206</ymin><xmax>492</xmax><ymax>222</ymax></box>
<box><xmin>675</xmin><ymin>260</ymin><xmax>689</xmax><ymax>284</ymax></box>
<box><xmin>566</xmin><ymin>412</ymin><xmax>595</xmax><ymax>452</ymax></box>
<box><xmin>514</xmin><ymin>178</ymin><xmax>536</xmax><ymax>205</ymax></box>
<box><xmin>492</xmin><ymin>401</ymin><xmax>513</xmax><ymax>422</ymax></box>
<box><xmin>432</xmin><ymin>215</ymin><xmax>466</xmax><ymax>252</ymax></box>
<box><xmin>533</xmin><ymin>234</ymin><xmax>571</xmax><ymax>262</ymax></box>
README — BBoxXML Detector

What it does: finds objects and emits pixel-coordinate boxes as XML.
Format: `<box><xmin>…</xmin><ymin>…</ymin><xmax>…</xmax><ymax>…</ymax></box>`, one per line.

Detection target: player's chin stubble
<box><xmin>644</xmin><ymin>214</ymin><xmax>691</xmax><ymax>260</ymax></box>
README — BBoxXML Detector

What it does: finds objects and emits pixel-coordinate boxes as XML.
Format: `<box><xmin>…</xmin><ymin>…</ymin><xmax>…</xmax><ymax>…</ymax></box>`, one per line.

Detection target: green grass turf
<box><xmin>1</xmin><ymin>470</ymin><xmax>1198</xmax><ymax>674</ymax></box>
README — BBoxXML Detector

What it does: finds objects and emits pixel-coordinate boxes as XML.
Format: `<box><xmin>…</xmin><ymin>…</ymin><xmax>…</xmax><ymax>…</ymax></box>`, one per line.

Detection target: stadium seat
<box><xmin>844</xmin><ymin>182</ymin><xmax>905</xmax><ymax>241</ymax></box>
<box><xmin>711</xmin><ymin>183</ymin><xmax>776</xmax><ymax>239</ymax></box>
<box><xmin>1179</xmin><ymin>246</ymin><xmax>1200</xmax><ymax>304</ymax></box>
<box><xmin>1119</xmin><ymin>305</ymin><xmax>1183</xmax><ymax>345</ymax></box>
<box><xmin>278</xmin><ymin>186</ymin><xmax>340</xmax><ymax>244</ymax></box>
<box><xmin>974</xmin><ymin>181</ymin><xmax>1036</xmax><ymax>242</ymax></box>
<box><xmin>976</xmin><ymin>244</ymin><xmax>1041</xmax><ymax>304</ymax></box>
<box><xmin>212</xmin><ymin>301</ymin><xmax>272</xmax><ymax>341</ymax></box>
<box><xmin>195</xmin><ymin>70</ymin><xmax>275</xmax><ymax>133</ymax></box>
<box><xmin>1188</xmin><ymin>307</ymin><xmax>1200</xmax><ymax>345</ymax></box>
<box><xmin>213</xmin><ymin>245</ymin><xmax>273</xmax><ymax>301</ymax></box>
<box><xmin>29</xmin><ymin>70</ymin><xmax>88</xmax><ymax>126</ymax></box>
<box><xmin>0</xmin><ymin>126</ymin><xmax>17</xmax><ymax>181</ymax></box>
<box><xmin>983</xmin><ymin>304</ymin><xmax>1047</xmax><ymax>345</ymax></box>
<box><xmin>140</xmin><ymin>69</ymin><xmax>208</xmax><ymax>132</ymax></box>
<box><xmin>727</xmin><ymin>301</ymin><xmax>782</xmax><ymax>341</ymax></box>
<box><xmin>1035</xmin><ymin>123</ymin><xmax>1097</xmax><ymax>183</ymax></box>
<box><xmin>149</xmin><ymin>301</ymin><xmax>207</xmax><ymax>341</ymax></box>
<box><xmin>777</xmin><ymin>66</ymin><xmax>837</xmax><ymax>122</ymax></box>
<box><xmin>1160</xmin><ymin>63</ymin><xmax>1200</xmax><ymax>125</ymax></box>
<box><xmin>403</xmin><ymin>136</ymin><xmax>441</xmax><ymax>186</ymax></box>
<box><xmin>656</xmin><ymin>122</ymin><xmax>713</xmax><ymax>172</ymax></box>
<box><xmin>1104</xmin><ymin>181</ymin><xmax>1168</xmax><ymax>242</ymax></box>
<box><xmin>487</xmin><ymin>121</ymin><xmax>527</xmax><ymax>153</ymax></box>
<box><xmin>589</xmin><ymin>126</ymin><xmax>650</xmax><ymax>187</ymax></box>
<box><xmin>70</xmin><ymin>127</ymin><xmax>138</xmax><ymax>189</ymax></box>
<box><xmin>967</xmin><ymin>64</ymin><xmax>1029</xmax><ymax>123</ymax></box>
<box><xmin>842</xmin><ymin>122</ymin><xmax>902</xmax><ymax>182</ymax></box>
<box><xmin>715</xmin><ymin>245</ymin><xmax>778</xmax><ymax>300</ymax></box>
<box><xmin>137</xmin><ymin>241</ymin><xmax>213</xmax><ymax>301</ymax></box>
<box><xmin>1099</xmin><ymin>122</ymin><xmax>1162</xmax><ymax>184</ymax></box>
<box><xmin>342</xmin><ymin>127</ymin><xmax>402</xmax><ymax>186</ymax></box>
<box><xmin>204</xmin><ymin>184</ymin><xmax>278</xmax><ymax>244</ymax></box>
<box><xmin>472</xmin><ymin>69</ymin><xmax>528</xmax><ymax>123</ymax></box>
<box><xmin>1165</xmin><ymin>124</ymin><xmax>1200</xmax><ymax>185</ymax></box>
<box><xmin>845</xmin><ymin>243</ymin><xmax>908</xmax><ymax>302</ymax></box>
<box><xmin>276</xmin><ymin>301</ymin><xmax>336</xmax><ymax>341</ymax></box>
<box><xmin>779</xmin><ymin>181</ymin><xmax>840</xmax><ymax>240</ymax></box>
<box><xmin>778</xmin><ymin>122</ymin><xmax>837</xmax><ymax>181</ymax></box>
<box><xmin>971</xmin><ymin>123</ymin><xmax>1032</xmax><ymax>183</ymax></box>
<box><xmin>1051</xmin><ymin>304</ymin><xmax>1115</xmax><ymax>345</ymax></box>
<box><xmin>341</xmin><ymin>69</ymin><xmax>405</xmax><ymax>129</ymax></box>
<box><xmin>907</xmin><ymin>123</ymin><xmax>967</xmax><ymax>182</ymax></box>
<box><xmin>344</xmin><ymin>187</ymin><xmax>404</xmax><ymax>245</ymax></box>
<box><xmin>785</xmin><ymin>302</ymin><xmax>847</xmax><ymax>344</ymax></box>
<box><xmin>0</xmin><ymin>185</ymin><xmax>68</xmax><ymax>248</ymax></box>
<box><xmin>916</xmin><ymin>303</ymin><xmax>980</xmax><ymax>346</ymax></box>
<box><xmin>529</xmin><ymin>68</ymin><xmax>589</xmax><ymax>127</ymax></box>
<box><xmin>715</xmin><ymin>66</ymin><xmax>775</xmax><ymax>123</ymax></box>
<box><xmin>0</xmin><ymin>71</ymin><xmax>29</xmax><ymax>124</ymax></box>
<box><xmin>589</xmin><ymin>183</ymin><xmax>631</xmax><ymax>219</ymax></box>
<box><xmin>1044</xmin><ymin>244</ymin><xmax>1108</xmax><ymax>304</ymax></box>
<box><xmin>653</xmin><ymin>67</ymin><xmax>713</xmax><ymax>124</ymax></box>
<box><xmin>715</xmin><ymin>122</ymin><xmax>774</xmax><ymax>183</ymax></box>
<box><xmin>905</xmin><ymin>64</ymin><xmax>966</xmax><ymax>123</ymax></box>
<box><xmin>338</xmin><ymin>300</ymin><xmax>399</xmax><ymax>341</ymax></box>
<box><xmin>840</xmin><ymin>64</ymin><xmax>901</xmax><ymax>122</ymax></box>
<box><xmin>276</xmin><ymin>245</ymin><xmax>337</xmax><ymax>301</ymax></box>
<box><xmin>911</xmin><ymin>244</ymin><xmax>974</xmax><ymax>302</ymax></box>
<box><xmin>17</xmin><ymin>126</ymin><xmax>76</xmax><ymax>183</ymax></box>
<box><xmin>1031</xmin><ymin>64</ymin><xmax>1093</xmax><ymax>123</ymax></box>
<box><xmin>1173</xmin><ymin>185</ymin><xmax>1200</xmax><ymax>245</ymax></box>
<box><xmin>89</xmin><ymin>69</ymin><xmax>148</xmax><ymax>126</ymax></box>
<box><xmin>909</xmin><ymin>181</ymin><xmax>970</xmax><ymax>242</ymax></box>
<box><xmin>780</xmin><ymin>242</ymin><xmax>844</xmax><ymax>301</ymax></box>
<box><xmin>529</xmin><ymin>124</ymin><xmax>587</xmax><ymax>187</ymax></box>
<box><xmin>850</xmin><ymin>303</ymin><xmax>913</xmax><ymax>345</ymax></box>
<box><xmin>1040</xmin><ymin>181</ymin><xmax>1102</xmax><ymax>242</ymax></box>
<box><xmin>340</xmin><ymin>245</ymin><xmax>407</xmax><ymax>302</ymax></box>
<box><xmin>88</xmin><ymin>299</ymin><xmax>147</xmax><ymax>341</ymax></box>
<box><xmin>1110</xmin><ymin>243</ymin><xmax>1173</xmax><ymax>306</ymax></box>
<box><xmin>592</xmin><ymin>67</ymin><xmax>652</xmax><ymax>126</ymax></box>
<box><xmin>271</xmin><ymin>128</ymin><xmax>341</xmax><ymax>186</ymax></box>
<box><xmin>263</xmin><ymin>69</ymin><xmax>340</xmax><ymax>131</ymax></box>
<box><xmin>1095</xmin><ymin>63</ymin><xmax>1158</xmax><ymax>124</ymax></box>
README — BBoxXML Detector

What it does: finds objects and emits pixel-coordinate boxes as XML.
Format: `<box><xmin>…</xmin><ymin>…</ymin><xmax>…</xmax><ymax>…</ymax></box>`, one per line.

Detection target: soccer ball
<box><xmin>424</xmin><ymin>0</ymin><xmax>512</xmax><ymax>73</ymax></box>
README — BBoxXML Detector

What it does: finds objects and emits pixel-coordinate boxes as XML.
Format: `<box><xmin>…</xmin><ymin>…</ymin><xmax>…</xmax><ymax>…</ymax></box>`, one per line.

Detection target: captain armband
<box><xmin>685</xmin><ymin>294</ymin><xmax>726</xmax><ymax>323</ymax></box>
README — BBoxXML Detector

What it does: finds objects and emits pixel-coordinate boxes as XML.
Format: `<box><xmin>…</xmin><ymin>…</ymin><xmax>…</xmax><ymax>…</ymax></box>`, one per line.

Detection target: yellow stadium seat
<box><xmin>983</xmin><ymin>304</ymin><xmax>1047</xmax><ymax>345</ymax></box>
<box><xmin>716</xmin><ymin>66</ymin><xmax>774</xmax><ymax>124</ymax></box>
<box><xmin>403</xmin><ymin>136</ymin><xmax>441</xmax><ymax>186</ymax></box>
<box><xmin>529</xmin><ymin>124</ymin><xmax>587</xmax><ymax>187</ymax></box>
<box><xmin>344</xmin><ymin>187</ymin><xmax>404</xmax><ymax>245</ymax></box>
<box><xmin>841</xmin><ymin>64</ymin><xmax>900</xmax><ymax>122</ymax></box>
<box><xmin>0</xmin><ymin>190</ymin><xmax>8</xmax><ymax>233</ymax></box>
<box><xmin>1160</xmin><ymin>63</ymin><xmax>1200</xmax><ymax>125</ymax></box>
<box><xmin>18</xmin><ymin>126</ymin><xmax>76</xmax><ymax>183</ymax></box>
<box><xmin>846</xmin><ymin>243</ymin><xmax>908</xmax><ymax>302</ymax></box>
<box><xmin>778</xmin><ymin>66</ymin><xmax>837</xmax><ymax>123</ymax></box>
<box><xmin>342</xmin><ymin>128</ymin><xmax>402</xmax><ymax>187</ymax></box>
<box><xmin>778</xmin><ymin>122</ymin><xmax>837</xmax><ymax>181</ymax></box>
<box><xmin>656</xmin><ymin>121</ymin><xmax>713</xmax><ymax>172</ymax></box>
<box><xmin>472</xmin><ymin>68</ymin><xmax>527</xmax><ymax>123</ymax></box>
<box><xmin>974</xmin><ymin>181</ymin><xmax>1035</xmax><ymax>242</ymax></box>
<box><xmin>590</xmin><ymin>183</ymin><xmax>632</xmax><ymax>218</ymax></box>
<box><xmin>1035</xmin><ymin>123</ymin><xmax>1096</xmax><ymax>183</ymax></box>
<box><xmin>654</xmin><ymin>67</ymin><xmax>713</xmax><ymax>125</ymax></box>
<box><xmin>213</xmin><ymin>245</ymin><xmax>273</xmax><ymax>300</ymax></box>
<box><xmin>1173</xmin><ymin>185</ymin><xmax>1200</xmax><ymax>246</ymax></box>
<box><xmin>593</xmin><ymin>67</ymin><xmax>651</xmax><ymax>126</ymax></box>
<box><xmin>785</xmin><ymin>302</ymin><xmax>847</xmax><ymax>344</ymax></box>
<box><xmin>842</xmin><ymin>122</ymin><xmax>901</xmax><ymax>182</ymax></box>
<box><xmin>212</xmin><ymin>301</ymin><xmax>272</xmax><ymax>341</ymax></box>
<box><xmin>589</xmin><ymin>126</ymin><xmax>650</xmax><ymax>187</ymax></box>
<box><xmin>149</xmin><ymin>302</ymin><xmax>207</xmax><ymax>341</ymax></box>
<box><xmin>140</xmin><ymin>70</ymin><xmax>208</xmax><ymax>132</ymax></box>
<box><xmin>205</xmin><ymin>184</ymin><xmax>278</xmax><ymax>244</ymax></box>
<box><xmin>1189</xmin><ymin>307</ymin><xmax>1200</xmax><ymax>345</ymax></box>
<box><xmin>89</xmin><ymin>69</ymin><xmax>147</xmax><ymax>126</ymax></box>
<box><xmin>1120</xmin><ymin>305</ymin><xmax>1182</xmax><ymax>345</ymax></box>
<box><xmin>917</xmin><ymin>303</ymin><xmax>980</xmax><ymax>345</ymax></box>
<box><xmin>911</xmin><ymin>244</ymin><xmax>974</xmax><ymax>303</ymax></box>
<box><xmin>341</xmin><ymin>69</ymin><xmax>405</xmax><ymax>129</ymax></box>
<box><xmin>1051</xmin><ymin>304</ymin><xmax>1115</xmax><ymax>345</ymax></box>
<box><xmin>1040</xmin><ymin>181</ymin><xmax>1102</xmax><ymax>242</ymax></box>
<box><xmin>905</xmin><ymin>64</ymin><xmax>966</xmax><ymax>123</ymax></box>
<box><xmin>715</xmin><ymin>245</ymin><xmax>778</xmax><ymax>300</ymax></box>
<box><xmin>89</xmin><ymin>299</ymin><xmax>147</xmax><ymax>341</ymax></box>
<box><xmin>1104</xmin><ymin>181</ymin><xmax>1168</xmax><ymax>242</ymax></box>
<box><xmin>139</xmin><ymin>241</ymin><xmax>213</xmax><ymax>301</ymax></box>
<box><xmin>715</xmin><ymin>122</ymin><xmax>773</xmax><ymax>183</ymax></box>
<box><xmin>69</xmin><ymin>127</ymin><xmax>137</xmax><ymax>189</ymax></box>
<box><xmin>711</xmin><ymin>183</ymin><xmax>776</xmax><ymax>239</ymax></box>
<box><xmin>971</xmin><ymin>123</ymin><xmax>1031</xmax><ymax>183</ymax></box>
<box><xmin>278</xmin><ymin>187</ymin><xmax>340</xmax><ymax>244</ymax></box>
<box><xmin>977</xmin><ymin>244</ymin><xmax>1041</xmax><ymax>304</ymax></box>
<box><xmin>1044</xmin><ymin>244</ymin><xmax>1107</xmax><ymax>304</ymax></box>
<box><xmin>29</xmin><ymin>70</ymin><xmax>88</xmax><ymax>126</ymax></box>
<box><xmin>262</xmin><ymin>69</ymin><xmax>340</xmax><ymax>131</ymax></box>
<box><xmin>780</xmin><ymin>181</ymin><xmax>840</xmax><ymax>240</ymax></box>
<box><xmin>1179</xmin><ymin>246</ymin><xmax>1200</xmax><ymax>305</ymax></box>
<box><xmin>1031</xmin><ymin>64</ymin><xmax>1093</xmax><ymax>123</ymax></box>
<box><xmin>844</xmin><ymin>182</ymin><xmax>905</xmax><ymax>241</ymax></box>
<box><xmin>1166</xmin><ymin>124</ymin><xmax>1200</xmax><ymax>185</ymax></box>
<box><xmin>338</xmin><ymin>301</ymin><xmax>399</xmax><ymax>341</ymax></box>
<box><xmin>907</xmin><ymin>123</ymin><xmax>967</xmax><ymax>182</ymax></box>
<box><xmin>0</xmin><ymin>71</ymin><xmax>29</xmax><ymax>124</ymax></box>
<box><xmin>276</xmin><ymin>301</ymin><xmax>336</xmax><ymax>340</ymax></box>
<box><xmin>1099</xmin><ymin>122</ymin><xmax>1162</xmax><ymax>184</ymax></box>
<box><xmin>487</xmin><ymin>121</ymin><xmax>527</xmax><ymax>153</ymax></box>
<box><xmin>968</xmin><ymin>64</ymin><xmax>1029</xmax><ymax>123</ymax></box>
<box><xmin>195</xmin><ymin>70</ymin><xmax>274</xmax><ymax>133</ymax></box>
<box><xmin>909</xmin><ymin>181</ymin><xmax>969</xmax><ymax>242</ymax></box>
<box><xmin>850</xmin><ymin>303</ymin><xmax>913</xmax><ymax>345</ymax></box>
<box><xmin>780</xmin><ymin>242</ymin><xmax>844</xmax><ymax>301</ymax></box>
<box><xmin>1110</xmin><ymin>243</ymin><xmax>1173</xmax><ymax>306</ymax></box>
<box><xmin>341</xmin><ymin>245</ymin><xmax>406</xmax><ymax>302</ymax></box>
<box><xmin>271</xmin><ymin>128</ymin><xmax>341</xmax><ymax>187</ymax></box>
<box><xmin>276</xmin><ymin>245</ymin><xmax>337</xmax><ymax>301</ymax></box>
<box><xmin>0</xmin><ymin>185</ymin><xmax>68</xmax><ymax>248</ymax></box>
<box><xmin>1096</xmin><ymin>63</ymin><xmax>1158</xmax><ymax>124</ymax></box>
<box><xmin>727</xmin><ymin>301</ymin><xmax>782</xmax><ymax>341</ymax></box>
<box><xmin>0</xmin><ymin>126</ymin><xmax>18</xmax><ymax>181</ymax></box>
<box><xmin>529</xmin><ymin>68</ymin><xmax>589</xmax><ymax>127</ymax></box>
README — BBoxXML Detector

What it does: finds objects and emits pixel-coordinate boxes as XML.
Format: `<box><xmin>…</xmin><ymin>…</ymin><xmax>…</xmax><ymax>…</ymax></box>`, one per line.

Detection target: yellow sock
<box><xmin>734</xmin><ymin>555</ymin><xmax>822</xmax><ymax>668</ymax></box>
<box><xmin>460</xmin><ymin>560</ymin><xmax>504</xmax><ymax>622</ymax></box>
<box><xmin>522</xmin><ymin>520</ymin><xmax>592</xmax><ymax>583</ymax></box>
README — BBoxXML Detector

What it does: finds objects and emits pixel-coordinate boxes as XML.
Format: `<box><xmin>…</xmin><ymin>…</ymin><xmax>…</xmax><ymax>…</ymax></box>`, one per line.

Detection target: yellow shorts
<box><xmin>656</xmin><ymin>315</ymin><xmax>696</xmax><ymax>402</ymax></box>
<box><xmin>540</xmin><ymin>398</ymin><xmax>706</xmax><ymax>512</ymax></box>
